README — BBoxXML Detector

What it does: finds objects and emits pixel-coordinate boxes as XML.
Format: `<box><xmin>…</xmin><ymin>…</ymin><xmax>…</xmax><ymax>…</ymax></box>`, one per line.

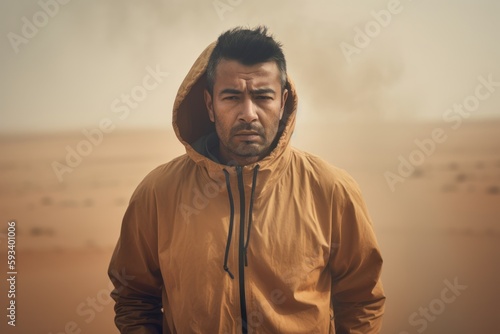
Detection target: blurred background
<box><xmin>1</xmin><ymin>0</ymin><xmax>499</xmax><ymax>333</ymax></box>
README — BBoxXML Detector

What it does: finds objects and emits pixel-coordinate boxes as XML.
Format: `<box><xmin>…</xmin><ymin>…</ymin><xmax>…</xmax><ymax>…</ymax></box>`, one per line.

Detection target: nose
<box><xmin>238</xmin><ymin>97</ymin><xmax>258</xmax><ymax>123</ymax></box>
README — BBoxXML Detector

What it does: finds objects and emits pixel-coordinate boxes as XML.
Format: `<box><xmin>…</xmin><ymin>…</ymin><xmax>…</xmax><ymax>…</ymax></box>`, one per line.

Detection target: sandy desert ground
<box><xmin>0</xmin><ymin>120</ymin><xmax>499</xmax><ymax>333</ymax></box>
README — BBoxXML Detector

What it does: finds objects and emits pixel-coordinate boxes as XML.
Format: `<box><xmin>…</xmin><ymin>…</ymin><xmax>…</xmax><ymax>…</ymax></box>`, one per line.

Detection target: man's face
<box><xmin>204</xmin><ymin>59</ymin><xmax>288</xmax><ymax>165</ymax></box>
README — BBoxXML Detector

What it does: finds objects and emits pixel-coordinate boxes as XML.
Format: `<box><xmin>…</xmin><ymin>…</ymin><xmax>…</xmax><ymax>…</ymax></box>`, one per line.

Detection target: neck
<box><xmin>218</xmin><ymin>146</ymin><xmax>263</xmax><ymax>166</ymax></box>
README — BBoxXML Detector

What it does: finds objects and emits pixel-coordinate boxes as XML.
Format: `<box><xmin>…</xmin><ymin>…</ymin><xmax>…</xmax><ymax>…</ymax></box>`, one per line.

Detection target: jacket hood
<box><xmin>172</xmin><ymin>41</ymin><xmax>298</xmax><ymax>174</ymax></box>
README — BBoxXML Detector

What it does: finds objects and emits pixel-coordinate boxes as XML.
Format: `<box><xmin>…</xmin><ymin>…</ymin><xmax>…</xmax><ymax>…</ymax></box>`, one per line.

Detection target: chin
<box><xmin>235</xmin><ymin>151</ymin><xmax>261</xmax><ymax>158</ymax></box>
<box><xmin>233</xmin><ymin>147</ymin><xmax>265</xmax><ymax>158</ymax></box>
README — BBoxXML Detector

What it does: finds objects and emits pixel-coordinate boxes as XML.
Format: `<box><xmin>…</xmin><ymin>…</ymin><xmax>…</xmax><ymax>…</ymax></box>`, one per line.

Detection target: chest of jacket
<box><xmin>155</xmin><ymin>159</ymin><xmax>336</xmax><ymax>333</ymax></box>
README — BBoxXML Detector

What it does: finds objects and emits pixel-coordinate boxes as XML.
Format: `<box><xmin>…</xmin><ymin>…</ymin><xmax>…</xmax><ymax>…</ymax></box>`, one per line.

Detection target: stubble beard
<box><xmin>214</xmin><ymin>117</ymin><xmax>279</xmax><ymax>162</ymax></box>
<box><xmin>225</xmin><ymin>124</ymin><xmax>268</xmax><ymax>158</ymax></box>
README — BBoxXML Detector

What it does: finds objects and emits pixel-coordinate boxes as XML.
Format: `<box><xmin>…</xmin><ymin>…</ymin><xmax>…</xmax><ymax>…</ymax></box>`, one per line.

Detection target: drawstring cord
<box><xmin>222</xmin><ymin>164</ymin><xmax>260</xmax><ymax>278</ymax></box>
<box><xmin>222</xmin><ymin>169</ymin><xmax>235</xmax><ymax>279</ymax></box>
<box><xmin>245</xmin><ymin>165</ymin><xmax>260</xmax><ymax>266</ymax></box>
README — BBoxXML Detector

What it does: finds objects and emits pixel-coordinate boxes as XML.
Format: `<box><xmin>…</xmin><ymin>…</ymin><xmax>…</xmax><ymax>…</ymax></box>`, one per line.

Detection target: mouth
<box><xmin>234</xmin><ymin>131</ymin><xmax>261</xmax><ymax>141</ymax></box>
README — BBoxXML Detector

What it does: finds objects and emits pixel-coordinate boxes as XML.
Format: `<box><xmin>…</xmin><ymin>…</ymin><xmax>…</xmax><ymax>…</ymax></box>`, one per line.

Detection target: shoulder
<box><xmin>131</xmin><ymin>154</ymin><xmax>194</xmax><ymax>196</ymax></box>
<box><xmin>289</xmin><ymin>147</ymin><xmax>364</xmax><ymax>203</ymax></box>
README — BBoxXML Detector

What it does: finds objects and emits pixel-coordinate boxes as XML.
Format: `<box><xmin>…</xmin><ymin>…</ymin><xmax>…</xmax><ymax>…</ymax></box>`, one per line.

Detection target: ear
<box><xmin>204</xmin><ymin>89</ymin><xmax>215</xmax><ymax>122</ymax></box>
<box><xmin>279</xmin><ymin>88</ymin><xmax>288</xmax><ymax>120</ymax></box>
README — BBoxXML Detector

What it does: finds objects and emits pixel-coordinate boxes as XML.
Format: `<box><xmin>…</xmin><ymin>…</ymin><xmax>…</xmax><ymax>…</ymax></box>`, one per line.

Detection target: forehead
<box><xmin>214</xmin><ymin>59</ymin><xmax>281</xmax><ymax>88</ymax></box>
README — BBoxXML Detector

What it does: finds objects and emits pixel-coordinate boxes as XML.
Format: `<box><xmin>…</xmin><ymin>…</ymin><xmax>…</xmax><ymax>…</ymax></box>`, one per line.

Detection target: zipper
<box><xmin>236</xmin><ymin>165</ymin><xmax>248</xmax><ymax>334</ymax></box>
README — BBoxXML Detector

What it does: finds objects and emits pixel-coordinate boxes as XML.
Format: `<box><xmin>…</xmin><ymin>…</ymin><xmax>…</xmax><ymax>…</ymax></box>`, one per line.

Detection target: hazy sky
<box><xmin>1</xmin><ymin>0</ymin><xmax>499</xmax><ymax>133</ymax></box>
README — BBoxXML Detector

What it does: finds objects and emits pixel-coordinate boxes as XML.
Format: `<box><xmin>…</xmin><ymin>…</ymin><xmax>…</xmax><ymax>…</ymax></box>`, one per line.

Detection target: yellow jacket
<box><xmin>109</xmin><ymin>41</ymin><xmax>385</xmax><ymax>334</ymax></box>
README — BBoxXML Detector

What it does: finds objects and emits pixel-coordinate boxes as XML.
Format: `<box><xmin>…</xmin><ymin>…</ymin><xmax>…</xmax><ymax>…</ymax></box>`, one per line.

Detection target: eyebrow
<box><xmin>252</xmin><ymin>88</ymin><xmax>276</xmax><ymax>95</ymax></box>
<box><xmin>219</xmin><ymin>88</ymin><xmax>242</xmax><ymax>96</ymax></box>
<box><xmin>219</xmin><ymin>88</ymin><xmax>276</xmax><ymax>96</ymax></box>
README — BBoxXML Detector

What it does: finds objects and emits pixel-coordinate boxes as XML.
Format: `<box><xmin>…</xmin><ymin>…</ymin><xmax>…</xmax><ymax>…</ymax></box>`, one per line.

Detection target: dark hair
<box><xmin>206</xmin><ymin>26</ymin><xmax>287</xmax><ymax>96</ymax></box>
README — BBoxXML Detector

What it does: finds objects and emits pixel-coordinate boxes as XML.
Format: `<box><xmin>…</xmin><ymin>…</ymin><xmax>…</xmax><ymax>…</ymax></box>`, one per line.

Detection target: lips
<box><xmin>236</xmin><ymin>131</ymin><xmax>260</xmax><ymax>136</ymax></box>
<box><xmin>234</xmin><ymin>131</ymin><xmax>261</xmax><ymax>141</ymax></box>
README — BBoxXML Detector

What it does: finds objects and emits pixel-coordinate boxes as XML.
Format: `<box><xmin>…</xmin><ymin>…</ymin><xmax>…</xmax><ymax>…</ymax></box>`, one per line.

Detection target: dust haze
<box><xmin>1</xmin><ymin>1</ymin><xmax>499</xmax><ymax>333</ymax></box>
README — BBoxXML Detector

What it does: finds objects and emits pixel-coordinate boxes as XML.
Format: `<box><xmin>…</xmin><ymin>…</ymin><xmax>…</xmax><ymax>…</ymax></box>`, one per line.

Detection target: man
<box><xmin>109</xmin><ymin>26</ymin><xmax>385</xmax><ymax>334</ymax></box>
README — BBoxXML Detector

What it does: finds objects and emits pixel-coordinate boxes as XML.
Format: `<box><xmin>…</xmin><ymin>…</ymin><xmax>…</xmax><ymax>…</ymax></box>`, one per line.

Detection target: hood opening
<box><xmin>176</xmin><ymin>72</ymin><xmax>216</xmax><ymax>145</ymax></box>
<box><xmin>173</xmin><ymin>42</ymin><xmax>297</xmax><ymax>160</ymax></box>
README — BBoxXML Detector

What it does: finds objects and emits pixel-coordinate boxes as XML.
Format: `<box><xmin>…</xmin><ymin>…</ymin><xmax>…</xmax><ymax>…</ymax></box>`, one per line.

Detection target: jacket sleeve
<box><xmin>329</xmin><ymin>176</ymin><xmax>385</xmax><ymax>334</ymax></box>
<box><xmin>108</xmin><ymin>178</ymin><xmax>165</xmax><ymax>334</ymax></box>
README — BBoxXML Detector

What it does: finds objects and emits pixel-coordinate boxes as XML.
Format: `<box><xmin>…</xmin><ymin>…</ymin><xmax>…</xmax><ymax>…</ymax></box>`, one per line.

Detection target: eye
<box><xmin>223</xmin><ymin>95</ymin><xmax>239</xmax><ymax>101</ymax></box>
<box><xmin>256</xmin><ymin>95</ymin><xmax>273</xmax><ymax>100</ymax></box>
